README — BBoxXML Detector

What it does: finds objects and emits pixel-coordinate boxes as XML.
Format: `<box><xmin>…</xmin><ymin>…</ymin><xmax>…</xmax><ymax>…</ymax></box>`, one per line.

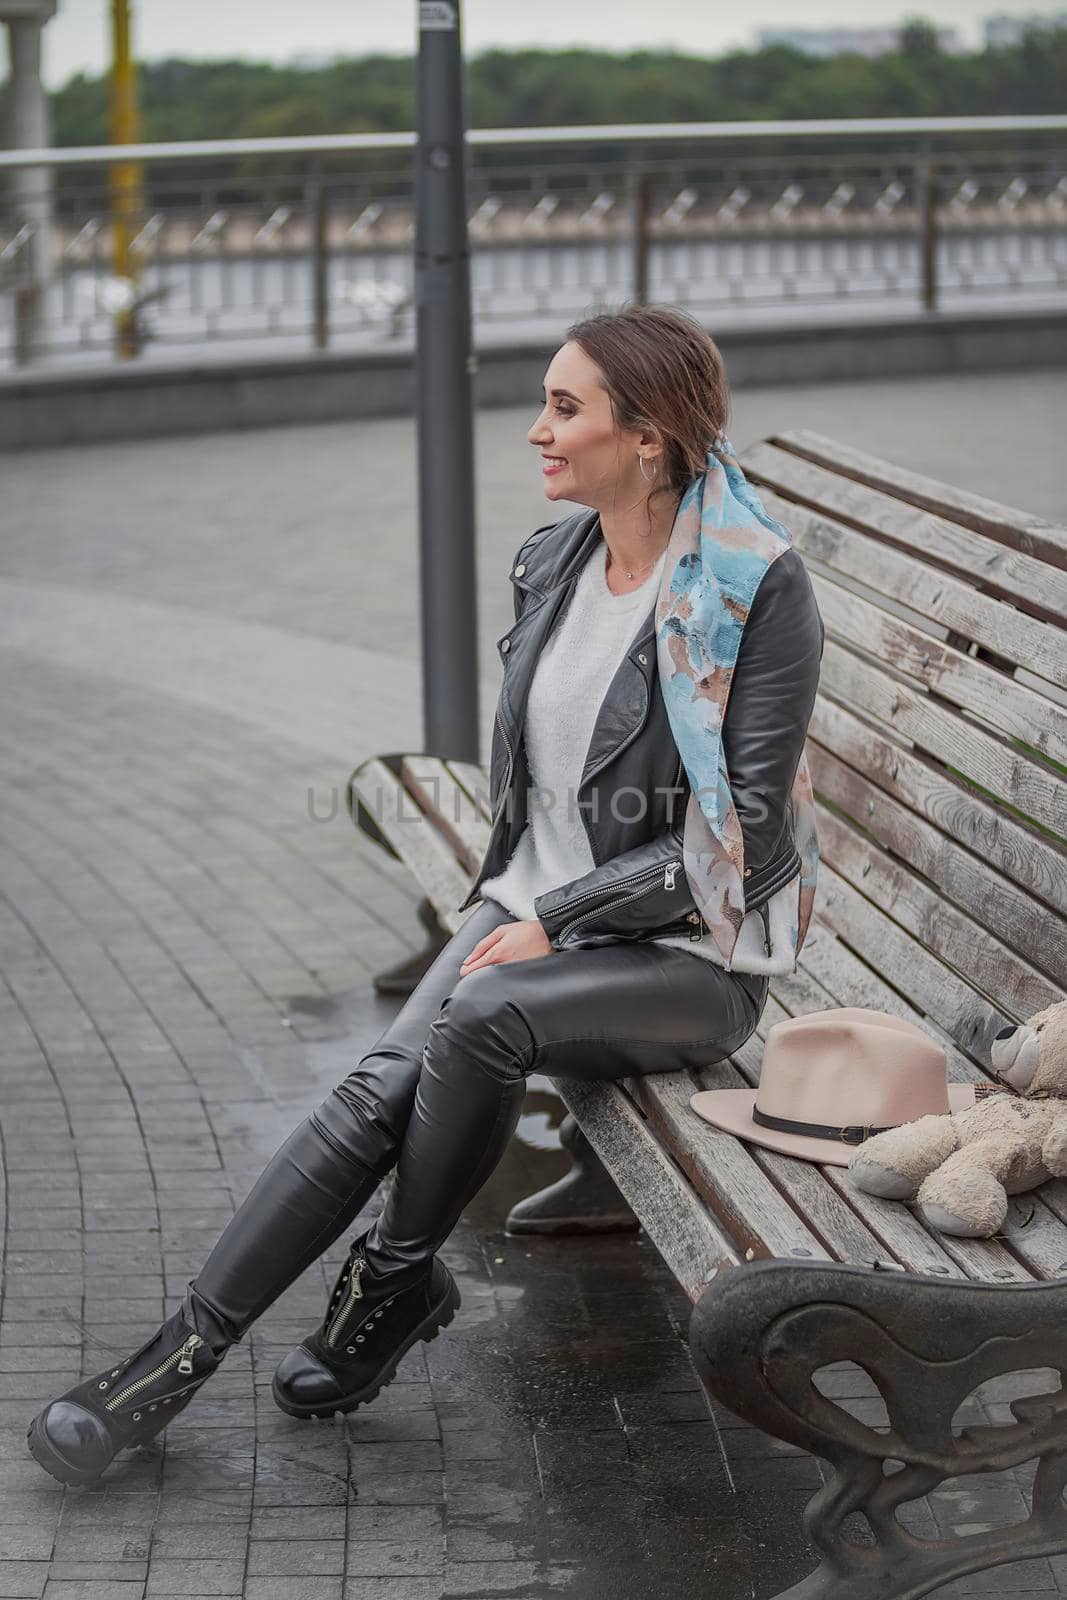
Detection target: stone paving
<box><xmin>0</xmin><ymin>373</ymin><xmax>1065</xmax><ymax>1599</ymax></box>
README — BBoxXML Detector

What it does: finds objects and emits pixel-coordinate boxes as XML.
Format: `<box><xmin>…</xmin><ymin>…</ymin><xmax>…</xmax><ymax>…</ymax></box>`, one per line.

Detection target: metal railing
<box><xmin>2</xmin><ymin>116</ymin><xmax>1065</xmax><ymax>366</ymax></box>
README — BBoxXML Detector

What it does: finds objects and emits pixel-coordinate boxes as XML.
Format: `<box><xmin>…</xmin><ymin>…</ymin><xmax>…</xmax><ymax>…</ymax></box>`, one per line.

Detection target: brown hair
<box><xmin>565</xmin><ymin>302</ymin><xmax>730</xmax><ymax>537</ymax></box>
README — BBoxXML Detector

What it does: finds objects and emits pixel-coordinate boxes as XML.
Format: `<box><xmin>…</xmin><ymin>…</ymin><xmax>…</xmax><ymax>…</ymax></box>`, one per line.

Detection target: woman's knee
<box><xmin>428</xmin><ymin>968</ymin><xmax>533</xmax><ymax>1083</ymax></box>
<box><xmin>314</xmin><ymin>1047</ymin><xmax>424</xmax><ymax>1160</ymax></box>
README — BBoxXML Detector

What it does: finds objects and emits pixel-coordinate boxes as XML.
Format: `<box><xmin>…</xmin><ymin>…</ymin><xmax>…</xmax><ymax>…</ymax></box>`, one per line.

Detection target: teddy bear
<box><xmin>847</xmin><ymin>1001</ymin><xmax>1067</xmax><ymax>1238</ymax></box>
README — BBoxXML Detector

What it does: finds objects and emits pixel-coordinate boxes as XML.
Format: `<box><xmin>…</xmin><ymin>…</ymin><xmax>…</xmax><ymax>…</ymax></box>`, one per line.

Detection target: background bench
<box><xmin>348</xmin><ymin>429</ymin><xmax>1067</xmax><ymax>1600</ymax></box>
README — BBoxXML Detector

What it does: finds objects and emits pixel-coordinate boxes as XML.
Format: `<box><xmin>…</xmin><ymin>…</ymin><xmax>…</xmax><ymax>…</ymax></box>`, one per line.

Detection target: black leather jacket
<box><xmin>456</xmin><ymin>506</ymin><xmax>825</xmax><ymax>951</ymax></box>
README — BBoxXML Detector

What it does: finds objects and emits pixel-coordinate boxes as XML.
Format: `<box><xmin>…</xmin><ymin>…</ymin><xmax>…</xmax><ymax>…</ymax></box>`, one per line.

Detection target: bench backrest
<box><xmin>744</xmin><ymin>429</ymin><xmax>1066</xmax><ymax>1057</ymax></box>
<box><xmin>348</xmin><ymin>434</ymin><xmax>1067</xmax><ymax>1288</ymax></box>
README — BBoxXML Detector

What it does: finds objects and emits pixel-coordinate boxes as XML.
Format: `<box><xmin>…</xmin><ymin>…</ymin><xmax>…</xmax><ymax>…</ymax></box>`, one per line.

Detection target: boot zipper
<box><xmin>327</xmin><ymin>1249</ymin><xmax>365</xmax><ymax>1347</ymax></box>
<box><xmin>103</xmin><ymin>1335</ymin><xmax>203</xmax><ymax>1411</ymax></box>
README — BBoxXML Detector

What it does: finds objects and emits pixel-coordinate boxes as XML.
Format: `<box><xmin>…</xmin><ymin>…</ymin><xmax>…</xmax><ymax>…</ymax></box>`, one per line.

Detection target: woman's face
<box><xmin>528</xmin><ymin>341</ymin><xmax>651</xmax><ymax>510</ymax></box>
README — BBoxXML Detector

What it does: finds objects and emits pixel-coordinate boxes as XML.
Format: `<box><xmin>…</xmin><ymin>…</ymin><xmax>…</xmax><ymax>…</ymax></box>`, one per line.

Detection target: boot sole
<box><xmin>271</xmin><ymin>1267</ymin><xmax>461</xmax><ymax>1421</ymax></box>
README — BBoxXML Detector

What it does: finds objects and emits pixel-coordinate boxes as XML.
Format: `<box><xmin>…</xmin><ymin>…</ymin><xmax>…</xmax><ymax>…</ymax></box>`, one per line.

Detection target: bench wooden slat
<box><xmin>400</xmin><ymin>755</ymin><xmax>492</xmax><ymax>877</ymax></box>
<box><xmin>816</xmin><ymin>808</ymin><xmax>1064</xmax><ymax>1018</ymax></box>
<box><xmin>760</xmin><ymin>486</ymin><xmax>1067</xmax><ymax>692</ymax></box>
<box><xmin>993</xmin><ymin>1195</ymin><xmax>1067</xmax><ymax>1279</ymax></box>
<box><xmin>813</xmin><ymin>860</ymin><xmax>1060</xmax><ymax>1049</ymax></box>
<box><xmin>763</xmin><ymin>426</ymin><xmax>1067</xmax><ymax>569</ymax></box>
<box><xmin>822</xmin><ymin>1163</ymin><xmax>1037</xmax><ymax>1282</ymax></box>
<box><xmin>812</xmin><ymin>740</ymin><xmax>1066</xmax><ymax>984</ymax></box>
<box><xmin>635</xmin><ymin>1071</ymin><xmax>834</xmax><ymax>1263</ymax></box>
<box><xmin>553</xmin><ymin>1077</ymin><xmax>743</xmax><ymax>1303</ymax></box>
<box><xmin>810</xmin><ymin>702</ymin><xmax>1067</xmax><ymax>923</ymax></box>
<box><xmin>817</xmin><ymin>638</ymin><xmax>1066</xmax><ymax>837</ymax></box>
<box><xmin>743</xmin><ymin>441</ymin><xmax>1067</xmax><ymax>625</ymax></box>
<box><xmin>686</xmin><ymin>1091</ymin><xmax>926</xmax><ymax>1269</ymax></box>
<box><xmin>810</xmin><ymin>576</ymin><xmax>1067</xmax><ymax>767</ymax></box>
<box><xmin>668</xmin><ymin>1051</ymin><xmax>951</xmax><ymax>1272</ymax></box>
<box><xmin>348</xmin><ymin>757</ymin><xmax>472</xmax><ymax>934</ymax></box>
<box><xmin>446</xmin><ymin>758</ymin><xmax>495</xmax><ymax>825</ymax></box>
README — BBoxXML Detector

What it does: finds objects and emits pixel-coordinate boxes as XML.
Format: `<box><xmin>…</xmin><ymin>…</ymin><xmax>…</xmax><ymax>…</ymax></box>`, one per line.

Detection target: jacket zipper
<box><xmin>492</xmin><ymin>720</ymin><xmax>514</xmax><ymax>831</ymax></box>
<box><xmin>554</xmin><ymin>857</ymin><xmax>683</xmax><ymax>945</ymax></box>
<box><xmin>103</xmin><ymin>1335</ymin><xmax>204</xmax><ymax>1411</ymax></box>
<box><xmin>327</xmin><ymin>1248</ymin><xmax>366</xmax><ymax>1347</ymax></box>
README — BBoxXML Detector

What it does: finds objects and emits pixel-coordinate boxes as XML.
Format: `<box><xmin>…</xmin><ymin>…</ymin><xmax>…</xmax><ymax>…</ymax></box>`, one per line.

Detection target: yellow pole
<box><xmin>109</xmin><ymin>0</ymin><xmax>143</xmax><ymax>358</ymax></box>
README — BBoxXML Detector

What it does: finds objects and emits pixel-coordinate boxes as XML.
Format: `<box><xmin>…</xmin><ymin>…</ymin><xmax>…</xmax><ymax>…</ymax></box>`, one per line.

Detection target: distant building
<box><xmin>983</xmin><ymin>10</ymin><xmax>1067</xmax><ymax>45</ymax></box>
<box><xmin>756</xmin><ymin>24</ymin><xmax>964</xmax><ymax>58</ymax></box>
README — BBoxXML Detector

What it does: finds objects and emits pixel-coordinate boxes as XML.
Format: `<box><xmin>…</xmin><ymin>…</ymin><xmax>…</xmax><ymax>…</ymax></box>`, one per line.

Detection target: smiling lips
<box><xmin>542</xmin><ymin>456</ymin><xmax>567</xmax><ymax>475</ymax></box>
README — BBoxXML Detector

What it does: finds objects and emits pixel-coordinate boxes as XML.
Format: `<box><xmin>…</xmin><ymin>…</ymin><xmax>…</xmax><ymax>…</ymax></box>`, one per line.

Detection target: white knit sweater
<box><xmin>479</xmin><ymin>534</ymin><xmax>729</xmax><ymax>964</ymax></box>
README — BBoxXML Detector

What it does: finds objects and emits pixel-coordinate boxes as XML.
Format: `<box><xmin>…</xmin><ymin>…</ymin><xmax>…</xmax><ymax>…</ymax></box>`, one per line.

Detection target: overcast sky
<box><xmin>33</xmin><ymin>0</ymin><xmax>1059</xmax><ymax>90</ymax></box>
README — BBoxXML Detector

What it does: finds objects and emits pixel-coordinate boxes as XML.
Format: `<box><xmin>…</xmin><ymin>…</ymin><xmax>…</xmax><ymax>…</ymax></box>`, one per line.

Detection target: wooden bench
<box><xmin>347</xmin><ymin>430</ymin><xmax>1067</xmax><ymax>1600</ymax></box>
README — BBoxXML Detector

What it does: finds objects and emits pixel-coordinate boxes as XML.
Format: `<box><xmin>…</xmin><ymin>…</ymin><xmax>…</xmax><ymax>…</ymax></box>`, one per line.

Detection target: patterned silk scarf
<box><xmin>654</xmin><ymin>436</ymin><xmax>820</xmax><ymax>975</ymax></box>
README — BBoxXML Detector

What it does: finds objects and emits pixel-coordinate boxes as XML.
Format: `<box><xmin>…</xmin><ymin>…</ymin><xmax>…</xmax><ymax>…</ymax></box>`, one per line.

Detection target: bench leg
<box><xmin>688</xmin><ymin>1259</ymin><xmax>1067</xmax><ymax>1600</ymax></box>
<box><xmin>505</xmin><ymin>1112</ymin><xmax>640</xmax><ymax>1235</ymax></box>
<box><xmin>372</xmin><ymin>896</ymin><xmax>451</xmax><ymax>996</ymax></box>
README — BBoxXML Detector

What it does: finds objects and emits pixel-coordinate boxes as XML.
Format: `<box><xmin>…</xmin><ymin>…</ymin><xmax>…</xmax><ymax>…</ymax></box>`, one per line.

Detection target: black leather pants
<box><xmin>182</xmin><ymin>898</ymin><xmax>768</xmax><ymax>1347</ymax></box>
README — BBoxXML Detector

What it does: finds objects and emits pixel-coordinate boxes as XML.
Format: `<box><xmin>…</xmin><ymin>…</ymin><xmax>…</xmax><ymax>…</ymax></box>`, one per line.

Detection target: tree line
<box><xmin>21</xmin><ymin>24</ymin><xmax>1067</xmax><ymax>148</ymax></box>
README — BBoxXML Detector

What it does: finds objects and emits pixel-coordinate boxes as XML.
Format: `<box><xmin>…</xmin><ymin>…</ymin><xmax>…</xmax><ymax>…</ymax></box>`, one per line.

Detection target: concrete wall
<box><xmin>3</xmin><ymin>305</ymin><xmax>1066</xmax><ymax>452</ymax></box>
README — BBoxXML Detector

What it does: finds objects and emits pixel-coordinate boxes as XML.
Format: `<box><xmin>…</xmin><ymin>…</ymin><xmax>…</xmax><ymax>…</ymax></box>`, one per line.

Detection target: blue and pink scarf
<box><xmin>654</xmin><ymin>436</ymin><xmax>819</xmax><ymax>974</ymax></box>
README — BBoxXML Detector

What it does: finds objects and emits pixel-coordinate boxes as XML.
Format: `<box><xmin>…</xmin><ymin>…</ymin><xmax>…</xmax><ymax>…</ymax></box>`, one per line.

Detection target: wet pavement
<box><xmin>1</xmin><ymin>376</ymin><xmax>1065</xmax><ymax>1599</ymax></box>
<box><xmin>0</xmin><ymin>669</ymin><xmax>815</xmax><ymax>1599</ymax></box>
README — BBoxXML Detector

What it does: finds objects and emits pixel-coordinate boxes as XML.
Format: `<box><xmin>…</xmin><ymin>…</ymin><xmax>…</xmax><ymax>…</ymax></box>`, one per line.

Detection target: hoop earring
<box><xmin>638</xmin><ymin>455</ymin><xmax>657</xmax><ymax>484</ymax></box>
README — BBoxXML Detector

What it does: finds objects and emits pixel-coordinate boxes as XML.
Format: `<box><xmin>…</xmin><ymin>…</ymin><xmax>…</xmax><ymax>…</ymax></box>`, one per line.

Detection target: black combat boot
<box><xmin>271</xmin><ymin>1232</ymin><xmax>460</xmax><ymax>1420</ymax></box>
<box><xmin>26</xmin><ymin>1302</ymin><xmax>229</xmax><ymax>1487</ymax></box>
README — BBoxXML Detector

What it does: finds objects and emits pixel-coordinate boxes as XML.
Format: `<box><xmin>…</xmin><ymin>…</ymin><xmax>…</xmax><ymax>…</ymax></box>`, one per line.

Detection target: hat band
<box><xmin>751</xmin><ymin>1106</ymin><xmax>895</xmax><ymax>1146</ymax></box>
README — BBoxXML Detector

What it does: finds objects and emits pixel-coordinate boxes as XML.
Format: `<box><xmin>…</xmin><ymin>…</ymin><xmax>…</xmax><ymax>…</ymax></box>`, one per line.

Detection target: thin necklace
<box><xmin>606</xmin><ymin>545</ymin><xmax>666</xmax><ymax>581</ymax></box>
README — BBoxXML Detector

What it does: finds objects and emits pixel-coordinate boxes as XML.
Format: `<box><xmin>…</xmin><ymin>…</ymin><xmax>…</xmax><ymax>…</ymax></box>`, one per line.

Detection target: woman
<box><xmin>27</xmin><ymin>303</ymin><xmax>824</xmax><ymax>1486</ymax></box>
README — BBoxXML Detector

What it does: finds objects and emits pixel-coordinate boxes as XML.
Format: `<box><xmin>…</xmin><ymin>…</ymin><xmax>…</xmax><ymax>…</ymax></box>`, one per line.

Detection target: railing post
<box><xmin>629</xmin><ymin>165</ymin><xmax>650</xmax><ymax>304</ymax></box>
<box><xmin>13</xmin><ymin>283</ymin><xmax>38</xmax><ymax>367</ymax></box>
<box><xmin>10</xmin><ymin>225</ymin><xmax>37</xmax><ymax>366</ymax></box>
<box><xmin>309</xmin><ymin>170</ymin><xmax>329</xmax><ymax>350</ymax></box>
<box><xmin>916</xmin><ymin>152</ymin><xmax>938</xmax><ymax>313</ymax></box>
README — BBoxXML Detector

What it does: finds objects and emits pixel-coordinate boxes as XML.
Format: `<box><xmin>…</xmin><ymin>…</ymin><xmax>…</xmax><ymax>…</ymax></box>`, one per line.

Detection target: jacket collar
<box><xmin>498</xmin><ymin>509</ymin><xmax>659</xmax><ymax>783</ymax></box>
<box><xmin>509</xmin><ymin>507</ymin><xmax>658</xmax><ymax>653</ymax></box>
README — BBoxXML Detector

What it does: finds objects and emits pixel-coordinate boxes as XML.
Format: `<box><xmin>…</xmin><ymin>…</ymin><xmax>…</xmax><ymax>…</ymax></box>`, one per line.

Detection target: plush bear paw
<box><xmin>847</xmin><ymin>1155</ymin><xmax>915</xmax><ymax>1200</ymax></box>
<box><xmin>848</xmin><ymin>1115</ymin><xmax>960</xmax><ymax>1200</ymax></box>
<box><xmin>917</xmin><ymin>1163</ymin><xmax>1008</xmax><ymax>1238</ymax></box>
<box><xmin>1042</xmin><ymin>1121</ymin><xmax>1067</xmax><ymax>1179</ymax></box>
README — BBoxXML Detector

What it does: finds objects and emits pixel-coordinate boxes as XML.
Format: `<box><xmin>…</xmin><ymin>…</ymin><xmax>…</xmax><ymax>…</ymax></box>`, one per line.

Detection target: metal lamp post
<box><xmin>414</xmin><ymin>0</ymin><xmax>479</xmax><ymax>763</ymax></box>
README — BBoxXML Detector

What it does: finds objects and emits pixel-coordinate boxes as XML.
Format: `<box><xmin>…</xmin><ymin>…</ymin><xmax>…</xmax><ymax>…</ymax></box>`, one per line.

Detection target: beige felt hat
<box><xmin>689</xmin><ymin>1006</ymin><xmax>977</xmax><ymax>1166</ymax></box>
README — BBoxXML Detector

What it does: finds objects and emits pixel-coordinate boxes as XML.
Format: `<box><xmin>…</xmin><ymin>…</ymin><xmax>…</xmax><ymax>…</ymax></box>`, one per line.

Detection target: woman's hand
<box><xmin>459</xmin><ymin>919</ymin><xmax>553</xmax><ymax>975</ymax></box>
